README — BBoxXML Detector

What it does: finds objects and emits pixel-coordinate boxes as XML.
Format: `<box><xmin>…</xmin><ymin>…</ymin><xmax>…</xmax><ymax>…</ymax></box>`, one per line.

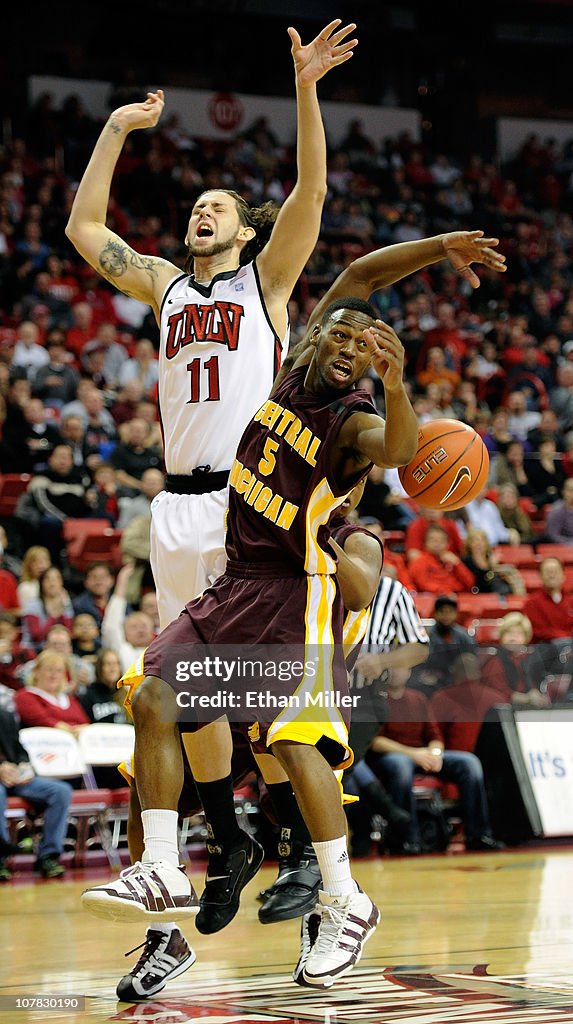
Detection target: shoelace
<box><xmin>123</xmin><ymin>935</ymin><xmax>173</xmax><ymax>980</ymax></box>
<box><xmin>119</xmin><ymin>860</ymin><xmax>154</xmax><ymax>880</ymax></box>
<box><xmin>313</xmin><ymin>904</ymin><xmax>352</xmax><ymax>955</ymax></box>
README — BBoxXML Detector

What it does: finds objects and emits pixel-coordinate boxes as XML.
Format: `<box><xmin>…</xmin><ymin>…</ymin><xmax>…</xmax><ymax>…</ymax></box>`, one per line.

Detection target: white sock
<box><xmin>313</xmin><ymin>836</ymin><xmax>357</xmax><ymax>896</ymax></box>
<box><xmin>147</xmin><ymin>922</ymin><xmax>177</xmax><ymax>935</ymax></box>
<box><xmin>141</xmin><ymin>809</ymin><xmax>180</xmax><ymax>867</ymax></box>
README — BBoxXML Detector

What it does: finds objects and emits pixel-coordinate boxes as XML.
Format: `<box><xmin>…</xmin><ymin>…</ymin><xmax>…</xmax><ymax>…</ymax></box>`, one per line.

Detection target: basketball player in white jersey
<box><xmin>66</xmin><ymin>16</ymin><xmax>362</xmax><ymax>996</ymax></box>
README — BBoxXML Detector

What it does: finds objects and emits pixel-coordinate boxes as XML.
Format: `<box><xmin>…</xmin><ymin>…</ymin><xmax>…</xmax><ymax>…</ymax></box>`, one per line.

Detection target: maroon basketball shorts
<box><xmin>143</xmin><ymin>563</ymin><xmax>353</xmax><ymax>770</ymax></box>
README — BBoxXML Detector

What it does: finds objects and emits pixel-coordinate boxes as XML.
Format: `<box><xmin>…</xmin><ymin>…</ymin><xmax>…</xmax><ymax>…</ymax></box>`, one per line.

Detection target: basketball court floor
<box><xmin>2</xmin><ymin>846</ymin><xmax>573</xmax><ymax>1023</ymax></box>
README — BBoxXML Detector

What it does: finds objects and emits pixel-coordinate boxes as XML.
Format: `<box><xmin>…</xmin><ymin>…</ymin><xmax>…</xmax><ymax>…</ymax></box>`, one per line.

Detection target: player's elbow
<box><xmin>393</xmin><ymin>436</ymin><xmax>418</xmax><ymax>467</ymax></box>
<box><xmin>65</xmin><ymin>216</ymin><xmax>81</xmax><ymax>244</ymax></box>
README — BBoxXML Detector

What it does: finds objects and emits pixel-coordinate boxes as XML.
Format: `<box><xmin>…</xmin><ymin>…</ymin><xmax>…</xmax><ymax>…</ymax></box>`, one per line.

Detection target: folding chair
<box><xmin>77</xmin><ymin>724</ymin><xmax>134</xmax><ymax>848</ymax></box>
<box><xmin>18</xmin><ymin>727</ymin><xmax>121</xmax><ymax>868</ymax></box>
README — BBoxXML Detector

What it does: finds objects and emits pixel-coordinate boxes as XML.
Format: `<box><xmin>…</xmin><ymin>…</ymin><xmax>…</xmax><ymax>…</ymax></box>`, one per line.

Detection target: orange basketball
<box><xmin>398</xmin><ymin>418</ymin><xmax>490</xmax><ymax>511</ymax></box>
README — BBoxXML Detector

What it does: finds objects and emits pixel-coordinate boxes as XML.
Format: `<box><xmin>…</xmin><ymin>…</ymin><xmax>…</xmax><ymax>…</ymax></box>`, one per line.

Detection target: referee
<box><xmin>344</xmin><ymin>568</ymin><xmax>430</xmax><ymax>855</ymax></box>
<box><xmin>355</xmin><ymin>569</ymin><xmax>430</xmax><ymax>684</ymax></box>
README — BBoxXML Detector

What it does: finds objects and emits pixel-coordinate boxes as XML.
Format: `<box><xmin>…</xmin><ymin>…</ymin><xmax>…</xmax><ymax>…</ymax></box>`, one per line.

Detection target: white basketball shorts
<box><xmin>149</xmin><ymin>487</ymin><xmax>228</xmax><ymax>629</ymax></box>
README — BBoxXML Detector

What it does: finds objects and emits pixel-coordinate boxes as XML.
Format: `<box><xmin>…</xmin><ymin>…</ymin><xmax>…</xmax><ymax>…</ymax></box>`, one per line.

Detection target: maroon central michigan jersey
<box><xmin>225</xmin><ymin>366</ymin><xmax>377</xmax><ymax>573</ymax></box>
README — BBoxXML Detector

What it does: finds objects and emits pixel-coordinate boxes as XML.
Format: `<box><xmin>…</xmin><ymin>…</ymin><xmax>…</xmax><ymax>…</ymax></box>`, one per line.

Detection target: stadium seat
<box><xmin>519</xmin><ymin>569</ymin><xmax>543</xmax><ymax>592</ymax></box>
<box><xmin>492</xmin><ymin>545</ymin><xmax>537</xmax><ymax>569</ymax></box>
<box><xmin>63</xmin><ymin>518</ymin><xmax>115</xmax><ymax>564</ymax></box>
<box><xmin>18</xmin><ymin>727</ymin><xmax>121</xmax><ymax>868</ymax></box>
<box><xmin>412</xmin><ymin>593</ymin><xmax>436</xmax><ymax>620</ymax></box>
<box><xmin>471</xmin><ymin>618</ymin><xmax>502</xmax><ymax>644</ymax></box>
<box><xmin>5</xmin><ymin>795</ymin><xmax>35</xmax><ymax>846</ymax></box>
<box><xmin>504</xmin><ymin>594</ymin><xmax>527</xmax><ymax>612</ymax></box>
<box><xmin>67</xmin><ymin>528</ymin><xmax>123</xmax><ymax>572</ymax></box>
<box><xmin>0</xmin><ymin>473</ymin><xmax>32</xmax><ymax>516</ymax></box>
<box><xmin>536</xmin><ymin>544</ymin><xmax>573</xmax><ymax>565</ymax></box>
<box><xmin>457</xmin><ymin>593</ymin><xmax>504</xmax><ymax>623</ymax></box>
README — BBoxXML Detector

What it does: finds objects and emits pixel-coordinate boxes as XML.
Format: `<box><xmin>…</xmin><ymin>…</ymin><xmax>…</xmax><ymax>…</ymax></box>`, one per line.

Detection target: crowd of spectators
<box><xmin>1</xmin><ymin>89</ymin><xmax>573</xmax><ymax>870</ymax></box>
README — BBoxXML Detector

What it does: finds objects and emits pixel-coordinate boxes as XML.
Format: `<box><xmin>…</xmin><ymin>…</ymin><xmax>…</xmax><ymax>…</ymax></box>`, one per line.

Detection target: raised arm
<box><xmin>307</xmin><ymin>230</ymin><xmax>507</xmax><ymax>332</ymax></box>
<box><xmin>257</xmin><ymin>20</ymin><xmax>357</xmax><ymax>328</ymax></box>
<box><xmin>65</xmin><ymin>90</ymin><xmax>180</xmax><ymax>320</ymax></box>
<box><xmin>336</xmin><ymin>322</ymin><xmax>418</xmax><ymax>480</ymax></box>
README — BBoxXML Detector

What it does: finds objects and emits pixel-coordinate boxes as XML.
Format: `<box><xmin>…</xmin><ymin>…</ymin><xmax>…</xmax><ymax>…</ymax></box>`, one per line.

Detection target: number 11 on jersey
<box><xmin>186</xmin><ymin>355</ymin><xmax>221</xmax><ymax>403</ymax></box>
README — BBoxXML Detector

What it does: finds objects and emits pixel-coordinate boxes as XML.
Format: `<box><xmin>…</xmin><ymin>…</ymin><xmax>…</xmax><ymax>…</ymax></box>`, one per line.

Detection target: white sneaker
<box><xmin>302</xmin><ymin>886</ymin><xmax>380</xmax><ymax>988</ymax></box>
<box><xmin>81</xmin><ymin>861</ymin><xmax>200</xmax><ymax>923</ymax></box>
<box><xmin>292</xmin><ymin>911</ymin><xmax>320</xmax><ymax>986</ymax></box>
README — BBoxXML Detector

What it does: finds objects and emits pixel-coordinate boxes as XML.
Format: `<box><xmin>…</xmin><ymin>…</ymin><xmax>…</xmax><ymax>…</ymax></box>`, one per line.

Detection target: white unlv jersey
<box><xmin>158</xmin><ymin>262</ymin><xmax>288</xmax><ymax>474</ymax></box>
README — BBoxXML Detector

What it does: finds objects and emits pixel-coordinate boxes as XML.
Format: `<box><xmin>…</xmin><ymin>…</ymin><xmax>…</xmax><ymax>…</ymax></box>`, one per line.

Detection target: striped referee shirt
<box><xmin>363</xmin><ymin>576</ymin><xmax>429</xmax><ymax>660</ymax></box>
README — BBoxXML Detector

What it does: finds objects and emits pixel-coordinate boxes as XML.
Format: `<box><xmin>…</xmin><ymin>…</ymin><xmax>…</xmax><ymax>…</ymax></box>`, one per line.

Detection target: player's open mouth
<box><xmin>196</xmin><ymin>224</ymin><xmax>214</xmax><ymax>238</ymax></box>
<box><xmin>330</xmin><ymin>360</ymin><xmax>353</xmax><ymax>382</ymax></box>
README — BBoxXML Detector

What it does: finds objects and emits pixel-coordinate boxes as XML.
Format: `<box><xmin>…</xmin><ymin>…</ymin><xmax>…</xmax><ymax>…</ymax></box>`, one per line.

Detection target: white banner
<box><xmin>514</xmin><ymin>710</ymin><xmax>573</xmax><ymax>837</ymax></box>
<box><xmin>497</xmin><ymin>116</ymin><xmax>573</xmax><ymax>163</ymax></box>
<box><xmin>29</xmin><ymin>75</ymin><xmax>420</xmax><ymax>149</ymax></box>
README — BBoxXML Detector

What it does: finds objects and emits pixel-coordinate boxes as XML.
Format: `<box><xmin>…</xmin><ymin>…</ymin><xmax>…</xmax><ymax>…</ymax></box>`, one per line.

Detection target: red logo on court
<box><xmin>208</xmin><ymin>92</ymin><xmax>244</xmax><ymax>132</ymax></box>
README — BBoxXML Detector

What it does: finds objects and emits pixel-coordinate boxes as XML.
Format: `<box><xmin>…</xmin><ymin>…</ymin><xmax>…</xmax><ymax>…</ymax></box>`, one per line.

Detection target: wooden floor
<box><xmin>2</xmin><ymin>847</ymin><xmax>573</xmax><ymax>1023</ymax></box>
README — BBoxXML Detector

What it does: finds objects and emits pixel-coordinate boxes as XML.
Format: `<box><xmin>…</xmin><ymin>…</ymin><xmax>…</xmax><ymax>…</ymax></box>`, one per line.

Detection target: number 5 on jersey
<box><xmin>186</xmin><ymin>356</ymin><xmax>220</xmax><ymax>403</ymax></box>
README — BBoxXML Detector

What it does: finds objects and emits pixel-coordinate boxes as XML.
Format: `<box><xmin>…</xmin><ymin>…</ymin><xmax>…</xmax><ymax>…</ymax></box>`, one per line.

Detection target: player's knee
<box><xmin>271</xmin><ymin>739</ymin><xmax>314</xmax><ymax>777</ymax></box>
<box><xmin>131</xmin><ymin>675</ymin><xmax>178</xmax><ymax>724</ymax></box>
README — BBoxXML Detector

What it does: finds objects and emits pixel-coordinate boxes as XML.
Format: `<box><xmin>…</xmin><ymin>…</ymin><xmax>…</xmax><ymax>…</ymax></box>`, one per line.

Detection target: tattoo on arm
<box><xmin>99</xmin><ymin>240</ymin><xmax>159</xmax><ymax>293</ymax></box>
<box><xmin>108</xmin><ymin>119</ymin><xmax>122</xmax><ymax>135</ymax></box>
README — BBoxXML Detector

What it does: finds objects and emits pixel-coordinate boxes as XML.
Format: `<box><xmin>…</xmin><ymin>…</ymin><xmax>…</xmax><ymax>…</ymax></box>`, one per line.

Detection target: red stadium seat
<box><xmin>536</xmin><ymin>544</ymin><xmax>573</xmax><ymax>565</ymax></box>
<box><xmin>457</xmin><ymin>593</ymin><xmax>504</xmax><ymax>623</ymax></box>
<box><xmin>519</xmin><ymin>569</ymin><xmax>543</xmax><ymax>592</ymax></box>
<box><xmin>492</xmin><ymin>545</ymin><xmax>537</xmax><ymax>569</ymax></box>
<box><xmin>0</xmin><ymin>474</ymin><xmax>32</xmax><ymax>516</ymax></box>
<box><xmin>471</xmin><ymin>618</ymin><xmax>502</xmax><ymax>644</ymax></box>
<box><xmin>63</xmin><ymin>518</ymin><xmax>114</xmax><ymax>564</ymax></box>
<box><xmin>69</xmin><ymin>529</ymin><xmax>123</xmax><ymax>572</ymax></box>
<box><xmin>412</xmin><ymin>593</ymin><xmax>437</xmax><ymax>620</ymax></box>
<box><xmin>504</xmin><ymin>594</ymin><xmax>527</xmax><ymax>612</ymax></box>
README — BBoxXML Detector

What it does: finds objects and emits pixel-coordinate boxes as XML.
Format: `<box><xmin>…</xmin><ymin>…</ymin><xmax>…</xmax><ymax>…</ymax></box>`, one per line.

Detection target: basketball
<box><xmin>398</xmin><ymin>418</ymin><xmax>490</xmax><ymax>511</ymax></box>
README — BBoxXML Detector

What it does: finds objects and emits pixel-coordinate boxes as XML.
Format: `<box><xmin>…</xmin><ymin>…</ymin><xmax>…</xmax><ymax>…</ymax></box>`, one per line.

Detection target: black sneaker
<box><xmin>195</xmin><ymin>831</ymin><xmax>264</xmax><ymax>935</ymax></box>
<box><xmin>258</xmin><ymin>845</ymin><xmax>322</xmax><ymax>924</ymax></box>
<box><xmin>116</xmin><ymin>927</ymin><xmax>196</xmax><ymax>1002</ymax></box>
<box><xmin>466</xmin><ymin>835</ymin><xmax>505</xmax><ymax>852</ymax></box>
<box><xmin>34</xmin><ymin>856</ymin><xmax>65</xmax><ymax>879</ymax></box>
<box><xmin>0</xmin><ymin>858</ymin><xmax>13</xmax><ymax>882</ymax></box>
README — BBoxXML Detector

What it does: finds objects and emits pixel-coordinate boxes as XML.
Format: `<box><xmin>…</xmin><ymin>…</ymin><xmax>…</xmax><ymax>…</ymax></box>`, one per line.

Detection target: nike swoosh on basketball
<box><xmin>440</xmin><ymin>465</ymin><xmax>471</xmax><ymax>505</ymax></box>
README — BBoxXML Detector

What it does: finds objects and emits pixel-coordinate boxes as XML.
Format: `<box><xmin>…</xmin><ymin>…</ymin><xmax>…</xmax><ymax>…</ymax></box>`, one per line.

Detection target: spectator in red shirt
<box><xmin>66</xmin><ymin>301</ymin><xmax>94</xmax><ymax>360</ymax></box>
<box><xmin>409</xmin><ymin>525</ymin><xmax>475</xmax><ymax>594</ymax></box>
<box><xmin>0</xmin><ymin>567</ymin><xmax>18</xmax><ymax>614</ymax></box>
<box><xmin>481</xmin><ymin>613</ymin><xmax>550</xmax><ymax>709</ymax></box>
<box><xmin>406</xmin><ymin>507</ymin><xmax>463</xmax><ymax>563</ymax></box>
<box><xmin>524</xmin><ymin>558</ymin><xmax>573</xmax><ymax>644</ymax></box>
<box><xmin>14</xmin><ymin>649</ymin><xmax>90</xmax><ymax>735</ymax></box>
<box><xmin>366</xmin><ymin>666</ymin><xmax>500</xmax><ymax>854</ymax></box>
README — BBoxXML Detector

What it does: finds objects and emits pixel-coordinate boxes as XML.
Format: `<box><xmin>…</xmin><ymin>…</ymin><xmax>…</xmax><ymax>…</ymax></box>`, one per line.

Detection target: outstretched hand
<box><xmin>288</xmin><ymin>19</ymin><xmax>358</xmax><ymax>87</ymax></box>
<box><xmin>363</xmin><ymin>320</ymin><xmax>406</xmax><ymax>393</ymax></box>
<box><xmin>109</xmin><ymin>90</ymin><xmax>165</xmax><ymax>134</ymax></box>
<box><xmin>443</xmin><ymin>230</ymin><xmax>507</xmax><ymax>288</ymax></box>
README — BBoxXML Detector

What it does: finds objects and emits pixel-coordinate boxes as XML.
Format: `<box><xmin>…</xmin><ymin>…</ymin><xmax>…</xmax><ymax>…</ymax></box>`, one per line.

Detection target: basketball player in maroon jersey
<box><xmin>116</xmin><ymin>479</ymin><xmax>383</xmax><ymax>1001</ymax></box>
<box><xmin>82</xmin><ymin>297</ymin><xmax>418</xmax><ymax>988</ymax></box>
